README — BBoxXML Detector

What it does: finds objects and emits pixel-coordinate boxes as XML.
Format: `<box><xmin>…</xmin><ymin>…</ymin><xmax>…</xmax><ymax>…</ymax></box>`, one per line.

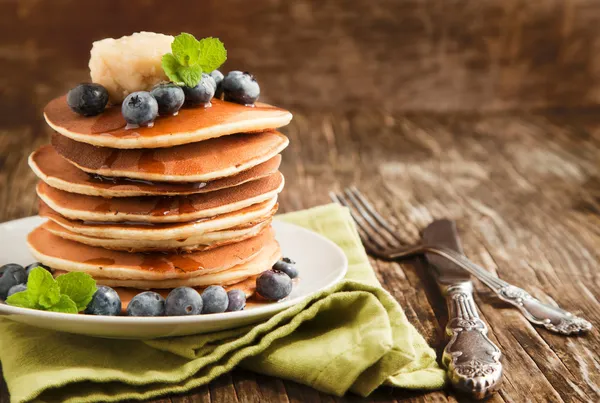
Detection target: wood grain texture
<box><xmin>3</xmin><ymin>0</ymin><xmax>600</xmax><ymax>116</ymax></box>
<box><xmin>1</xmin><ymin>0</ymin><xmax>599</xmax><ymax>402</ymax></box>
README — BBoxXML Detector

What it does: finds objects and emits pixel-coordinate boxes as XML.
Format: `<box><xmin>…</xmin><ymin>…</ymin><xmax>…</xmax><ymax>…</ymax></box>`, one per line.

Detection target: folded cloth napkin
<box><xmin>0</xmin><ymin>204</ymin><xmax>446</xmax><ymax>403</ymax></box>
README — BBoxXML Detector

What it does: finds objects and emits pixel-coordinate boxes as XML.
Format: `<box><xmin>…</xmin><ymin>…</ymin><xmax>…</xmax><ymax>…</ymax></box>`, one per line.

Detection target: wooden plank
<box><xmin>0</xmin><ymin>109</ymin><xmax>599</xmax><ymax>403</ymax></box>
<box><xmin>3</xmin><ymin>0</ymin><xmax>600</xmax><ymax>115</ymax></box>
<box><xmin>0</xmin><ymin>0</ymin><xmax>599</xmax><ymax>402</ymax></box>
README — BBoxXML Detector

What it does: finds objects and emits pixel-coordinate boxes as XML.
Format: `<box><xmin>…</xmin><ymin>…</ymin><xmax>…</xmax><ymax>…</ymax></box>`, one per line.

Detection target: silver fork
<box><xmin>330</xmin><ymin>186</ymin><xmax>592</xmax><ymax>336</ymax></box>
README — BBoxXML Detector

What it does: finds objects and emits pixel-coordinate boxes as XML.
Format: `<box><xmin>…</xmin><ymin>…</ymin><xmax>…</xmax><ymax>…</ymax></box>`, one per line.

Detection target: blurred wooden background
<box><xmin>2</xmin><ymin>0</ymin><xmax>600</xmax><ymax>120</ymax></box>
<box><xmin>0</xmin><ymin>1</ymin><xmax>599</xmax><ymax>402</ymax></box>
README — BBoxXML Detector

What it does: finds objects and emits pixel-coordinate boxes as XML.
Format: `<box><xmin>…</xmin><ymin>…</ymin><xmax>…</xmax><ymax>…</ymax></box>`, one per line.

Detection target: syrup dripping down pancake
<box><xmin>37</xmin><ymin>172</ymin><xmax>284</xmax><ymax>223</ymax></box>
<box><xmin>39</xmin><ymin>197</ymin><xmax>278</xmax><ymax>241</ymax></box>
<box><xmin>52</xmin><ymin>130</ymin><xmax>289</xmax><ymax>182</ymax></box>
<box><xmin>43</xmin><ymin>219</ymin><xmax>271</xmax><ymax>253</ymax></box>
<box><xmin>30</xmin><ymin>145</ymin><xmax>282</xmax><ymax>197</ymax></box>
<box><xmin>45</xmin><ymin>96</ymin><xmax>293</xmax><ymax>149</ymax></box>
<box><xmin>28</xmin><ymin>224</ymin><xmax>277</xmax><ymax>281</ymax></box>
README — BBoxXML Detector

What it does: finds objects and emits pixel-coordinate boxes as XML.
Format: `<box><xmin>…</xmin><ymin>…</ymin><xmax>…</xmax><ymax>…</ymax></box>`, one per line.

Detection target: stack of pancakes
<box><xmin>28</xmin><ymin>96</ymin><xmax>292</xmax><ymax>300</ymax></box>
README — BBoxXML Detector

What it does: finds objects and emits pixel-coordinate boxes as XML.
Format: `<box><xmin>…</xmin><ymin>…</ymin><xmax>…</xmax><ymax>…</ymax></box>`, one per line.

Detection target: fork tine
<box><xmin>342</xmin><ymin>187</ymin><xmax>402</xmax><ymax>248</ymax></box>
<box><xmin>346</xmin><ymin>186</ymin><xmax>405</xmax><ymax>246</ymax></box>
<box><xmin>329</xmin><ymin>191</ymin><xmax>389</xmax><ymax>253</ymax></box>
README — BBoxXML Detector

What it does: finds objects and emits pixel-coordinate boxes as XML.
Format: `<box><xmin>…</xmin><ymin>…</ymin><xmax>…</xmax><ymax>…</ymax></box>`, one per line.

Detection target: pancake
<box><xmin>39</xmin><ymin>197</ymin><xmax>278</xmax><ymax>241</ymax></box>
<box><xmin>52</xmin><ymin>131</ymin><xmax>289</xmax><ymax>182</ymax></box>
<box><xmin>37</xmin><ymin>172</ymin><xmax>284</xmax><ymax>223</ymax></box>
<box><xmin>28</xmin><ymin>224</ymin><xmax>277</xmax><ymax>281</ymax></box>
<box><xmin>45</xmin><ymin>96</ymin><xmax>293</xmax><ymax>149</ymax></box>
<box><xmin>30</xmin><ymin>145</ymin><xmax>282</xmax><ymax>197</ymax></box>
<box><xmin>95</xmin><ymin>242</ymin><xmax>279</xmax><ymax>289</ymax></box>
<box><xmin>43</xmin><ymin>219</ymin><xmax>271</xmax><ymax>252</ymax></box>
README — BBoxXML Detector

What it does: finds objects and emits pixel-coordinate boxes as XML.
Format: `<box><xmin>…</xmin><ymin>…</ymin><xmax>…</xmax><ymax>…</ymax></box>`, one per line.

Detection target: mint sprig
<box><xmin>162</xmin><ymin>34</ymin><xmax>227</xmax><ymax>87</ymax></box>
<box><xmin>6</xmin><ymin>267</ymin><xmax>97</xmax><ymax>314</ymax></box>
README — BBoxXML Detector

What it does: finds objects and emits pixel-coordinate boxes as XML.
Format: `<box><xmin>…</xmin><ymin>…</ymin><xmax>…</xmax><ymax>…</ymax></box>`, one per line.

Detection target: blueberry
<box><xmin>7</xmin><ymin>284</ymin><xmax>27</xmax><ymax>297</ymax></box>
<box><xmin>210</xmin><ymin>70</ymin><xmax>225</xmax><ymax>98</ymax></box>
<box><xmin>0</xmin><ymin>264</ymin><xmax>26</xmax><ymax>300</ymax></box>
<box><xmin>85</xmin><ymin>286</ymin><xmax>122</xmax><ymax>316</ymax></box>
<box><xmin>256</xmin><ymin>270</ymin><xmax>292</xmax><ymax>301</ymax></box>
<box><xmin>226</xmin><ymin>289</ymin><xmax>246</xmax><ymax>312</ymax></box>
<box><xmin>205</xmin><ymin>74</ymin><xmax>217</xmax><ymax>91</ymax></box>
<box><xmin>24</xmin><ymin>262</ymin><xmax>52</xmax><ymax>278</ymax></box>
<box><xmin>150</xmin><ymin>83</ymin><xmax>185</xmax><ymax>116</ymax></box>
<box><xmin>67</xmin><ymin>83</ymin><xmax>109</xmax><ymax>116</ymax></box>
<box><xmin>126</xmin><ymin>291</ymin><xmax>165</xmax><ymax>317</ymax></box>
<box><xmin>222</xmin><ymin>71</ymin><xmax>260</xmax><ymax>105</ymax></box>
<box><xmin>121</xmin><ymin>91</ymin><xmax>158</xmax><ymax>127</ymax></box>
<box><xmin>183</xmin><ymin>73</ymin><xmax>216</xmax><ymax>107</ymax></box>
<box><xmin>273</xmin><ymin>258</ymin><xmax>298</xmax><ymax>279</ymax></box>
<box><xmin>165</xmin><ymin>287</ymin><xmax>203</xmax><ymax>316</ymax></box>
<box><xmin>201</xmin><ymin>285</ymin><xmax>228</xmax><ymax>314</ymax></box>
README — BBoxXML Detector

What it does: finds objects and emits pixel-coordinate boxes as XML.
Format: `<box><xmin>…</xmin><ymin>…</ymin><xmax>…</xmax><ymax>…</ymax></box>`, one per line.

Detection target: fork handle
<box><xmin>388</xmin><ymin>245</ymin><xmax>592</xmax><ymax>335</ymax></box>
<box><xmin>442</xmin><ymin>281</ymin><xmax>502</xmax><ymax>399</ymax></box>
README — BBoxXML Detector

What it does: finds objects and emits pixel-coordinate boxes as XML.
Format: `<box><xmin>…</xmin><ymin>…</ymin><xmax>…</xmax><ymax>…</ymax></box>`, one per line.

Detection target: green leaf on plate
<box><xmin>48</xmin><ymin>294</ymin><xmax>78</xmax><ymax>314</ymax></box>
<box><xmin>27</xmin><ymin>267</ymin><xmax>60</xmax><ymax>308</ymax></box>
<box><xmin>56</xmin><ymin>272</ymin><xmax>97</xmax><ymax>312</ymax></box>
<box><xmin>5</xmin><ymin>291</ymin><xmax>36</xmax><ymax>309</ymax></box>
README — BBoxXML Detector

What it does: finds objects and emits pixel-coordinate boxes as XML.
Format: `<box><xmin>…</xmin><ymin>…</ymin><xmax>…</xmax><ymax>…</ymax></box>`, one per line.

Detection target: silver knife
<box><xmin>422</xmin><ymin>219</ymin><xmax>503</xmax><ymax>399</ymax></box>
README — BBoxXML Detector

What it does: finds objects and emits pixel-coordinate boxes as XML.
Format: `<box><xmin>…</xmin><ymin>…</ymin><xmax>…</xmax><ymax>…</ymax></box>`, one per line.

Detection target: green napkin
<box><xmin>0</xmin><ymin>204</ymin><xmax>445</xmax><ymax>403</ymax></box>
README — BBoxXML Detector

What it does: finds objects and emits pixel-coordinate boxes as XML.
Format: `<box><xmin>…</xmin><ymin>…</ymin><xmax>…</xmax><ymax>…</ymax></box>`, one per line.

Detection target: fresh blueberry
<box><xmin>222</xmin><ymin>71</ymin><xmax>260</xmax><ymax>105</ymax></box>
<box><xmin>7</xmin><ymin>284</ymin><xmax>27</xmax><ymax>297</ymax></box>
<box><xmin>256</xmin><ymin>270</ymin><xmax>292</xmax><ymax>301</ymax></box>
<box><xmin>126</xmin><ymin>291</ymin><xmax>165</xmax><ymax>317</ymax></box>
<box><xmin>201</xmin><ymin>285</ymin><xmax>228</xmax><ymax>314</ymax></box>
<box><xmin>205</xmin><ymin>74</ymin><xmax>217</xmax><ymax>91</ymax></box>
<box><xmin>0</xmin><ymin>264</ymin><xmax>27</xmax><ymax>300</ymax></box>
<box><xmin>67</xmin><ymin>83</ymin><xmax>109</xmax><ymax>116</ymax></box>
<box><xmin>273</xmin><ymin>258</ymin><xmax>298</xmax><ymax>279</ymax></box>
<box><xmin>165</xmin><ymin>287</ymin><xmax>203</xmax><ymax>316</ymax></box>
<box><xmin>150</xmin><ymin>83</ymin><xmax>185</xmax><ymax>116</ymax></box>
<box><xmin>210</xmin><ymin>70</ymin><xmax>225</xmax><ymax>98</ymax></box>
<box><xmin>25</xmin><ymin>262</ymin><xmax>52</xmax><ymax>278</ymax></box>
<box><xmin>183</xmin><ymin>73</ymin><xmax>216</xmax><ymax>107</ymax></box>
<box><xmin>121</xmin><ymin>91</ymin><xmax>158</xmax><ymax>127</ymax></box>
<box><xmin>226</xmin><ymin>289</ymin><xmax>246</xmax><ymax>312</ymax></box>
<box><xmin>85</xmin><ymin>286</ymin><xmax>122</xmax><ymax>316</ymax></box>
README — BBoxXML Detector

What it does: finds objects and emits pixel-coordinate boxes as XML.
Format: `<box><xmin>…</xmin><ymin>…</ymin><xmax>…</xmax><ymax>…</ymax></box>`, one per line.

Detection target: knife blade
<box><xmin>422</xmin><ymin>219</ymin><xmax>503</xmax><ymax>399</ymax></box>
<box><xmin>422</xmin><ymin>219</ymin><xmax>469</xmax><ymax>284</ymax></box>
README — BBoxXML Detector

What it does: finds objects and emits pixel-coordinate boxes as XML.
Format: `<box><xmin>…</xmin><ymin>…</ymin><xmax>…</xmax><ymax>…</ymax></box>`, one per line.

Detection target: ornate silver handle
<box><xmin>389</xmin><ymin>245</ymin><xmax>593</xmax><ymax>335</ymax></box>
<box><xmin>497</xmin><ymin>285</ymin><xmax>592</xmax><ymax>335</ymax></box>
<box><xmin>442</xmin><ymin>282</ymin><xmax>502</xmax><ymax>399</ymax></box>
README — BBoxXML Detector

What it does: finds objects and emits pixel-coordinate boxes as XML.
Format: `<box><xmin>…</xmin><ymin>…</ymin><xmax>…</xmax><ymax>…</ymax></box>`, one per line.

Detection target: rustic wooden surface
<box><xmin>1</xmin><ymin>0</ymin><xmax>600</xmax><ymax>402</ymax></box>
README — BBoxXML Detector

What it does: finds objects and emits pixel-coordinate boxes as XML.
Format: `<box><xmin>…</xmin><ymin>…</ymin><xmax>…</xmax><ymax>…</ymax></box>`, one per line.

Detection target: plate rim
<box><xmin>0</xmin><ymin>216</ymin><xmax>348</xmax><ymax>325</ymax></box>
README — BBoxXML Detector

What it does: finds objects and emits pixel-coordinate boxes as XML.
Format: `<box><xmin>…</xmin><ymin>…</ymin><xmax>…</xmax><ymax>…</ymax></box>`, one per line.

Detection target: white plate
<box><xmin>0</xmin><ymin>216</ymin><xmax>347</xmax><ymax>339</ymax></box>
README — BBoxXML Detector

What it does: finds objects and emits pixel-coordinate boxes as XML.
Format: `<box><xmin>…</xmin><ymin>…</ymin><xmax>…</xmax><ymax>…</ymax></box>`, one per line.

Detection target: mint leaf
<box><xmin>162</xmin><ymin>53</ymin><xmax>202</xmax><ymax>87</ymax></box>
<box><xmin>177</xmin><ymin>65</ymin><xmax>203</xmax><ymax>87</ymax></box>
<box><xmin>171</xmin><ymin>33</ymin><xmax>200</xmax><ymax>66</ymax></box>
<box><xmin>196</xmin><ymin>37</ymin><xmax>227</xmax><ymax>72</ymax></box>
<box><xmin>56</xmin><ymin>272</ymin><xmax>97</xmax><ymax>312</ymax></box>
<box><xmin>162</xmin><ymin>34</ymin><xmax>227</xmax><ymax>87</ymax></box>
<box><xmin>162</xmin><ymin>53</ymin><xmax>184</xmax><ymax>85</ymax></box>
<box><xmin>27</xmin><ymin>267</ymin><xmax>60</xmax><ymax>308</ymax></box>
<box><xmin>48</xmin><ymin>295</ymin><xmax>78</xmax><ymax>314</ymax></box>
<box><xmin>6</xmin><ymin>291</ymin><xmax>36</xmax><ymax>309</ymax></box>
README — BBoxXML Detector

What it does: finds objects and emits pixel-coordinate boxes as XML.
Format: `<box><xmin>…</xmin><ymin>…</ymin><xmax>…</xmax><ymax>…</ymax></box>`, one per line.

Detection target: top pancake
<box><xmin>44</xmin><ymin>96</ymin><xmax>293</xmax><ymax>149</ymax></box>
<box><xmin>52</xmin><ymin>130</ymin><xmax>289</xmax><ymax>182</ymax></box>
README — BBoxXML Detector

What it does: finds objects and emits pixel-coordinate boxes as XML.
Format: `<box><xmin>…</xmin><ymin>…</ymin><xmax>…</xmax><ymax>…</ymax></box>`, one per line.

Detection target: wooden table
<box><xmin>1</xmin><ymin>1</ymin><xmax>599</xmax><ymax>402</ymax></box>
